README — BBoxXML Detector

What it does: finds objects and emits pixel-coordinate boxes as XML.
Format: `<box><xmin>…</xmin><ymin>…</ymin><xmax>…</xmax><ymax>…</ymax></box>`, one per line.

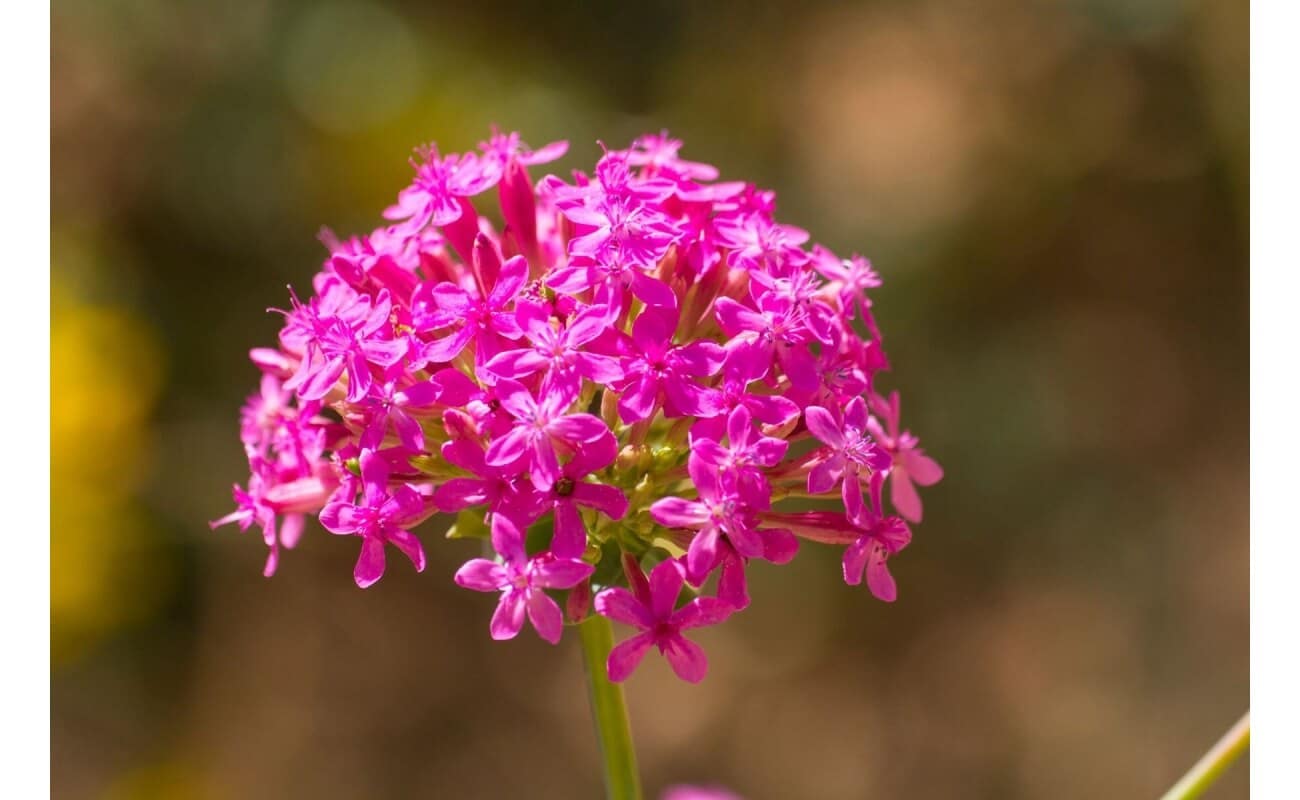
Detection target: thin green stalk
<box><xmin>1159</xmin><ymin>711</ymin><xmax>1250</xmax><ymax>800</ymax></box>
<box><xmin>578</xmin><ymin>615</ymin><xmax>643</xmax><ymax>800</ymax></box>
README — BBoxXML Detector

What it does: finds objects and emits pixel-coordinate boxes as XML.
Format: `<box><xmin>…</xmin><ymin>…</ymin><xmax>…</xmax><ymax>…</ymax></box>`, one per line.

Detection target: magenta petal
<box><xmin>905</xmin><ymin>451</ymin><xmax>944</xmax><ymax>486</ymax></box>
<box><xmin>803</xmin><ymin>406</ymin><xmax>844</xmax><ymax>448</ymax></box>
<box><xmin>546</xmin><ymin>265</ymin><xmax>596</xmax><ymax>295</ymax></box>
<box><xmin>841</xmin><ymin>537</ymin><xmax>869</xmax><ymax>586</ymax></box>
<box><xmin>631</xmin><ymin>307</ymin><xmax>676</xmax><ymax>355</ymax></box>
<box><xmin>630</xmin><ymin>272</ymin><xmax>677</xmax><ymax>307</ymax></box>
<box><xmin>532</xmin><ymin>557</ymin><xmax>594</xmax><ymax>589</ymax></box>
<box><xmin>661</xmin><ymin>634</ymin><xmax>709</xmax><ymax>683</ymax></box>
<box><xmin>686</xmin><ymin>526</ymin><xmax>721</xmax><ymax>578</ymax></box>
<box><xmin>607</xmin><ymin>631</ymin><xmax>654</xmax><ymax>682</ymax></box>
<box><xmin>650</xmin><ymin>497</ymin><xmax>709</xmax><ymax>529</ymax></box>
<box><xmin>750</xmin><ymin>437</ymin><xmax>788</xmax><ymax>465</ymax></box>
<box><xmin>422</xmin><ymin>327</ymin><xmax>472</xmax><ymax>363</ymax></box>
<box><xmin>865</xmin><ymin>547</ymin><xmax>898</xmax><ymax>602</ymax></box>
<box><xmin>648</xmin><ymin>560</ymin><xmax>685</xmax><ymax>620</ymax></box>
<box><xmin>716</xmin><ymin>556</ymin><xmax>750</xmax><ymax>609</ymax></box>
<box><xmin>547</xmin><ymin>413</ymin><xmax>609</xmax><ymax>443</ymax></box>
<box><xmin>526</xmin><ymin>590</ymin><xmax>565</xmax><ymax>644</ymax></box>
<box><xmin>455</xmin><ymin>558</ymin><xmax>508</xmax><ymax>592</ymax></box>
<box><xmin>300</xmin><ymin>356</ymin><xmax>346</xmax><ymax>400</ymax></box>
<box><xmin>489</xmin><ymin>256</ymin><xmax>530</xmax><ymax>307</ymax></box>
<box><xmin>890</xmin><ymin>472</ymin><xmax>924</xmax><ymax>523</ymax></box>
<box><xmin>672</xmin><ymin>597</ymin><xmax>733</xmax><ymax>630</ymax></box>
<box><xmin>575</xmin><ymin>352</ymin><xmax>625</xmax><ymax>384</ymax></box>
<box><xmin>485</xmin><ymin>427</ymin><xmax>530</xmax><ymax>468</ymax></box>
<box><xmin>359</xmin><ymin>449</ymin><xmax>389</xmax><ymax>505</ymax></box>
<box><xmin>485</xmin><ymin>348</ymin><xmax>550</xmax><ymax>379</ymax></box>
<box><xmin>398</xmin><ymin>379</ymin><xmax>440</xmax><ymax>407</ymax></box>
<box><xmin>617</xmin><ymin>374</ymin><xmax>659</xmax><ymax>422</ymax></box>
<box><xmin>761</xmin><ymin>527</ymin><xmax>799</xmax><ymax>564</ymax></box>
<box><xmin>713</xmin><ymin>297</ymin><xmax>764</xmax><ymax>335</ymax></box>
<box><xmin>673</xmin><ymin>341</ymin><xmax>726</xmax><ymax>376</ymax></box>
<box><xmin>551</xmin><ymin>501</ymin><xmax>589</xmax><ymax>559</ymax></box>
<box><xmin>572</xmin><ymin>482</ymin><xmax>629</xmax><ymax>520</ymax></box>
<box><xmin>493</xmin><ymin>378</ymin><xmax>537</xmax><ymax>419</ymax></box>
<box><xmin>391</xmin><ymin>407</ymin><xmax>424</xmax><ymax>451</ymax></box>
<box><xmin>490</xmin><ymin>590</ymin><xmax>527</xmax><ymax>640</ymax></box>
<box><xmin>807</xmin><ymin>458</ymin><xmax>841</xmax><ymax>495</ymax></box>
<box><xmin>747</xmin><ymin>393</ymin><xmax>800</xmax><ymax>426</ymax></box>
<box><xmin>594</xmin><ymin>587</ymin><xmax>653</xmax><ymax>629</ymax></box>
<box><xmin>528</xmin><ymin>437</ymin><xmax>561</xmax><ymax>491</ymax></box>
<box><xmin>489</xmin><ymin>514</ymin><xmax>528</xmax><ymax>564</ymax></box>
<box><xmin>663</xmin><ymin>378</ymin><xmax>721</xmax><ymax>419</ymax></box>
<box><xmin>319</xmin><ymin>502</ymin><xmax>359</xmax><ymax>534</ymax></box>
<box><xmin>844</xmin><ymin>396</ymin><xmax>869</xmax><ymax>431</ymax></box>
<box><xmin>432</xmin><ymin>478</ymin><xmax>489</xmax><ymax>512</ymax></box>
<box><xmin>353</xmin><ymin>537</ymin><xmax>388</xmax><ymax>589</ymax></box>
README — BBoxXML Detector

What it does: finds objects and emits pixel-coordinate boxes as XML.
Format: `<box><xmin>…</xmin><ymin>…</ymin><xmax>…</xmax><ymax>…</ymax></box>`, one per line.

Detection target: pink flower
<box><xmin>595</xmin><ymin>559</ymin><xmax>732</xmax><ymax>683</ymax></box>
<box><xmin>485</xmin><ymin>301</ymin><xmax>624</xmax><ymax>395</ymax></box>
<box><xmin>282</xmin><ymin>286</ymin><xmax>407</xmax><ymax>403</ymax></box>
<box><xmin>517</xmin><ymin>434</ymin><xmax>628</xmax><ymax>558</ymax></box>
<box><xmin>625</xmin><ymin>131</ymin><xmax>720</xmax><ymax>181</ymax></box>
<box><xmin>691</xmin><ymin>405</ymin><xmax>788</xmax><ymax>502</ymax></box>
<box><xmin>454</xmin><ymin>514</ymin><xmax>594</xmax><ymax>644</ymax></box>
<box><xmin>814</xmin><ymin>245</ymin><xmax>882</xmax><ymax>332</ymax></box>
<box><xmin>842</xmin><ymin>511</ymin><xmax>912</xmax><ymax>602</ymax></box>
<box><xmin>484</xmin><ymin>378</ymin><xmax>612</xmax><ymax>491</ymax></box>
<box><xmin>319</xmin><ymin>449</ymin><xmax>429</xmax><ymax>588</ymax></box>
<box><xmin>714</xmin><ymin>291</ymin><xmax>821</xmax><ymax>391</ymax></box>
<box><xmin>414</xmin><ymin>254</ymin><xmax>528</xmax><ymax>367</ymax></box>
<box><xmin>615</xmin><ymin>306</ymin><xmax>725</xmax><ymax>422</ymax></box>
<box><xmin>210</xmin><ymin>473</ymin><xmax>297</xmax><ymax>578</ymax></box>
<box><xmin>868</xmin><ymin>390</ymin><xmax>944</xmax><ymax>523</ymax></box>
<box><xmin>804</xmin><ymin>397</ymin><xmax>892</xmax><ymax>523</ymax></box>
<box><xmin>385</xmin><ymin>145</ymin><xmax>500</xmax><ymax>233</ymax></box>
<box><xmin>651</xmin><ymin>457</ymin><xmax>794</xmax><ymax>579</ymax></box>
<box><xmin>661</xmin><ymin>787</ymin><xmax>744</xmax><ymax>800</ymax></box>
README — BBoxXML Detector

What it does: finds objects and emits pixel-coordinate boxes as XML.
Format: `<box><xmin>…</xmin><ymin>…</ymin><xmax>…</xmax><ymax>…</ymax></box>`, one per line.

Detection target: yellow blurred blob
<box><xmin>51</xmin><ymin>283</ymin><xmax>171</xmax><ymax>664</ymax></box>
<box><xmin>102</xmin><ymin>759</ymin><xmax>211</xmax><ymax>800</ymax></box>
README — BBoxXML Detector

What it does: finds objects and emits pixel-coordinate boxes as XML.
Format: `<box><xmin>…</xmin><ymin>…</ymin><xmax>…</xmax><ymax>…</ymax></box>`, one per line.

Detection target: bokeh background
<box><xmin>51</xmin><ymin>0</ymin><xmax>1248</xmax><ymax>797</ymax></box>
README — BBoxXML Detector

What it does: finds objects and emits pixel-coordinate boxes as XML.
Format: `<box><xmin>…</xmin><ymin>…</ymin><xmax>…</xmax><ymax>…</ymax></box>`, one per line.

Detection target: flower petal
<box><xmin>594</xmin><ymin>587</ymin><xmax>653</xmax><ymax>629</ymax></box>
<box><xmin>490</xmin><ymin>589</ymin><xmax>527</xmax><ymax>640</ymax></box>
<box><xmin>661</xmin><ymin>634</ymin><xmax>709</xmax><ymax>683</ymax></box>
<box><xmin>526</xmin><ymin>590</ymin><xmax>565</xmax><ymax>644</ymax></box>
<box><xmin>607</xmin><ymin>631</ymin><xmax>654</xmax><ymax>682</ymax></box>
<box><xmin>454</xmin><ymin>558</ymin><xmax>508</xmax><ymax>592</ymax></box>
<box><xmin>353</xmin><ymin>536</ymin><xmax>387</xmax><ymax>588</ymax></box>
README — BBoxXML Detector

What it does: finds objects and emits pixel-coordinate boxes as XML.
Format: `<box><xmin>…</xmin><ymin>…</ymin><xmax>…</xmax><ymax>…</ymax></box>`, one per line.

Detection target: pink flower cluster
<box><xmin>214</xmin><ymin>130</ymin><xmax>942</xmax><ymax>683</ymax></box>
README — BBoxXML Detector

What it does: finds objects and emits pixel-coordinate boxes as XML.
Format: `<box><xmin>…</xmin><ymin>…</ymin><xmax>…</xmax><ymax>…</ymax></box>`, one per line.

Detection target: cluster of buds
<box><xmin>213</xmin><ymin>130</ymin><xmax>942</xmax><ymax>683</ymax></box>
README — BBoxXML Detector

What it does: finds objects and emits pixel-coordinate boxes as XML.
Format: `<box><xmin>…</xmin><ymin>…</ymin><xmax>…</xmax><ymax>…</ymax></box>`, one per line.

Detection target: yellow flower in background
<box><xmin>51</xmin><ymin>276</ymin><xmax>173</xmax><ymax>664</ymax></box>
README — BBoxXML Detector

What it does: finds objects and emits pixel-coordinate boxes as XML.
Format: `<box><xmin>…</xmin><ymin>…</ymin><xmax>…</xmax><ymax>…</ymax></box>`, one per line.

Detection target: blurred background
<box><xmin>51</xmin><ymin>0</ymin><xmax>1248</xmax><ymax>797</ymax></box>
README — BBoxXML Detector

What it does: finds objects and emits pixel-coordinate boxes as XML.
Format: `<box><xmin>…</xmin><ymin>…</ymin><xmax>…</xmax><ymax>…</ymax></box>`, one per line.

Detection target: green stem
<box><xmin>577</xmin><ymin>615</ymin><xmax>643</xmax><ymax>800</ymax></box>
<box><xmin>1159</xmin><ymin>711</ymin><xmax>1250</xmax><ymax>800</ymax></box>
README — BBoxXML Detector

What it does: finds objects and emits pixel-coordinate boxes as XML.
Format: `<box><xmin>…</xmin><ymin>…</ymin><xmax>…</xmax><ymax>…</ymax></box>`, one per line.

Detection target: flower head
<box><xmin>216</xmin><ymin>128</ymin><xmax>941</xmax><ymax>670</ymax></box>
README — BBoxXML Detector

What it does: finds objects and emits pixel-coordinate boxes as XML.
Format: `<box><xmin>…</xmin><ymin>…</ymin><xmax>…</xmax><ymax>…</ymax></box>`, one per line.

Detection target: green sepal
<box><xmin>444</xmin><ymin>508</ymin><xmax>490</xmax><ymax>541</ymax></box>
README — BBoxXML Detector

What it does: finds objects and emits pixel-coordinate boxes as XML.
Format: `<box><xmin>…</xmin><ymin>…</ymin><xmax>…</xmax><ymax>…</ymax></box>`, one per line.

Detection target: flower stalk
<box><xmin>578</xmin><ymin>614</ymin><xmax>643</xmax><ymax>800</ymax></box>
<box><xmin>1158</xmin><ymin>711</ymin><xmax>1249</xmax><ymax>800</ymax></box>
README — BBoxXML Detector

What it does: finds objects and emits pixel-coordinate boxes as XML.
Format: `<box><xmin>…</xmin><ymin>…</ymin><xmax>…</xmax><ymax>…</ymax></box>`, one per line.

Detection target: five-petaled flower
<box><xmin>804</xmin><ymin>397</ymin><xmax>893</xmax><ymax>524</ymax></box>
<box><xmin>454</xmin><ymin>514</ymin><xmax>594</xmax><ymax>643</ymax></box>
<box><xmin>319</xmin><ymin>449</ymin><xmax>430</xmax><ymax>588</ymax></box>
<box><xmin>595</xmin><ymin>559</ymin><xmax>732</xmax><ymax>683</ymax></box>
